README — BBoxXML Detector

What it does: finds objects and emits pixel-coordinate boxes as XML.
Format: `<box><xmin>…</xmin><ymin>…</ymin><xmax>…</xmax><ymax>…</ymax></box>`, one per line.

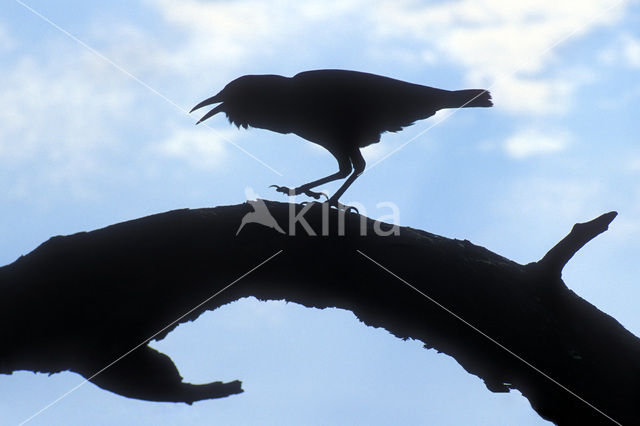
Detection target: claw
<box><xmin>269</xmin><ymin>185</ymin><xmax>296</xmax><ymax>196</ymax></box>
<box><xmin>345</xmin><ymin>205</ymin><xmax>359</xmax><ymax>214</ymax></box>
<box><xmin>327</xmin><ymin>199</ymin><xmax>359</xmax><ymax>214</ymax></box>
<box><xmin>301</xmin><ymin>189</ymin><xmax>328</xmax><ymax>200</ymax></box>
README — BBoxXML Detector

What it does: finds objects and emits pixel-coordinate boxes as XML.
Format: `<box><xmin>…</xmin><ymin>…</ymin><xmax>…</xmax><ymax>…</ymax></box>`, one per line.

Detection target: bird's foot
<box><xmin>269</xmin><ymin>184</ymin><xmax>295</xmax><ymax>196</ymax></box>
<box><xmin>269</xmin><ymin>185</ymin><xmax>328</xmax><ymax>201</ymax></box>
<box><xmin>327</xmin><ymin>198</ymin><xmax>359</xmax><ymax>214</ymax></box>
<box><xmin>303</xmin><ymin>189</ymin><xmax>328</xmax><ymax>200</ymax></box>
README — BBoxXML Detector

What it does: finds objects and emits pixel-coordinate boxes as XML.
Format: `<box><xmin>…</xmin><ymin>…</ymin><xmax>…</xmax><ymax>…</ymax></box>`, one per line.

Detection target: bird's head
<box><xmin>190</xmin><ymin>74</ymin><xmax>290</xmax><ymax>128</ymax></box>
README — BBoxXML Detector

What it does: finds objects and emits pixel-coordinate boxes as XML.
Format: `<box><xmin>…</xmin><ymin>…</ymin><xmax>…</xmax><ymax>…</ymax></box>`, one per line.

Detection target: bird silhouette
<box><xmin>191</xmin><ymin>69</ymin><xmax>492</xmax><ymax>209</ymax></box>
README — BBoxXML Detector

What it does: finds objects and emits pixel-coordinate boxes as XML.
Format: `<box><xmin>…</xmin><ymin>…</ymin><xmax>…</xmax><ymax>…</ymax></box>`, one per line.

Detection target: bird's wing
<box><xmin>293</xmin><ymin>70</ymin><xmax>443</xmax><ymax>136</ymax></box>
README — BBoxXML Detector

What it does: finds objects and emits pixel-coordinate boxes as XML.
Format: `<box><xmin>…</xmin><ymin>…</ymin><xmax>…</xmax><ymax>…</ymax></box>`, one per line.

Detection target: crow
<box><xmin>191</xmin><ymin>69</ymin><xmax>492</xmax><ymax>209</ymax></box>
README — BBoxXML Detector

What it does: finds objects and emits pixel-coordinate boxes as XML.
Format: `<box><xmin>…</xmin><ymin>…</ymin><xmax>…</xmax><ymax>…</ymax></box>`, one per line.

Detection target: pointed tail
<box><xmin>442</xmin><ymin>89</ymin><xmax>493</xmax><ymax>109</ymax></box>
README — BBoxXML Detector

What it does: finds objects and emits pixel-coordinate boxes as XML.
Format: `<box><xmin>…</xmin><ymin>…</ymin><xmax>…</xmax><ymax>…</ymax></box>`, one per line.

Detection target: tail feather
<box><xmin>443</xmin><ymin>89</ymin><xmax>493</xmax><ymax>109</ymax></box>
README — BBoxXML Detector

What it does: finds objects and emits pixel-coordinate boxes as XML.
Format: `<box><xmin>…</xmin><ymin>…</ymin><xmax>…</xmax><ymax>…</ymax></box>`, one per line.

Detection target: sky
<box><xmin>1</xmin><ymin>0</ymin><xmax>639</xmax><ymax>424</ymax></box>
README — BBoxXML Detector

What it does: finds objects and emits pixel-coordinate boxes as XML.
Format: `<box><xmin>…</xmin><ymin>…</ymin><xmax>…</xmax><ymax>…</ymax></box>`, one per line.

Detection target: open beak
<box><xmin>191</xmin><ymin>93</ymin><xmax>225</xmax><ymax>124</ymax></box>
<box><xmin>190</xmin><ymin>93</ymin><xmax>222</xmax><ymax>113</ymax></box>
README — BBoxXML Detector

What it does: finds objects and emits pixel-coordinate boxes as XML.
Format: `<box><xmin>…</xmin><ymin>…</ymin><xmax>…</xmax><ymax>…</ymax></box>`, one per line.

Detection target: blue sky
<box><xmin>1</xmin><ymin>0</ymin><xmax>639</xmax><ymax>424</ymax></box>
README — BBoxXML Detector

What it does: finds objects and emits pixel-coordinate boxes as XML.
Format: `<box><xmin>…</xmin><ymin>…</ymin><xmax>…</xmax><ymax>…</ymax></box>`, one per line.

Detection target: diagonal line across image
<box><xmin>364</xmin><ymin>0</ymin><xmax>627</xmax><ymax>174</ymax></box>
<box><xmin>18</xmin><ymin>250</ymin><xmax>283</xmax><ymax>425</ymax></box>
<box><xmin>13</xmin><ymin>0</ymin><xmax>283</xmax><ymax>177</ymax></box>
<box><xmin>357</xmin><ymin>249</ymin><xmax>622</xmax><ymax>426</ymax></box>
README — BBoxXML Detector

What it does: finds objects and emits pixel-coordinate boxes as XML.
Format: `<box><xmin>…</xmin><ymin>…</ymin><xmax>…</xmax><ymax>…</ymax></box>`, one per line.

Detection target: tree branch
<box><xmin>537</xmin><ymin>211</ymin><xmax>618</xmax><ymax>277</ymax></box>
<box><xmin>1</xmin><ymin>202</ymin><xmax>637</xmax><ymax>425</ymax></box>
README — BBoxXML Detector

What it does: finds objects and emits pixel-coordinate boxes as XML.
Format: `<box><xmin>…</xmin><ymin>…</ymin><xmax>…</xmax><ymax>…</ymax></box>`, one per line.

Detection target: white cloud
<box><xmin>0</xmin><ymin>49</ymin><xmax>136</xmax><ymax>200</ymax></box>
<box><xmin>144</xmin><ymin>0</ymin><xmax>367</xmax><ymax>79</ymax></box>
<box><xmin>503</xmin><ymin>128</ymin><xmax>570</xmax><ymax>159</ymax></box>
<box><xmin>131</xmin><ymin>0</ymin><xmax>627</xmax><ymax>117</ymax></box>
<box><xmin>0</xmin><ymin>57</ymin><xmax>130</xmax><ymax>156</ymax></box>
<box><xmin>0</xmin><ymin>22</ymin><xmax>14</xmax><ymax>51</ymax></box>
<box><xmin>0</xmin><ymin>0</ymin><xmax>628</xmax><ymax>202</ymax></box>
<box><xmin>622</xmin><ymin>35</ymin><xmax>640</xmax><ymax>67</ymax></box>
<box><xmin>491</xmin><ymin>75</ymin><xmax>574</xmax><ymax>115</ymax></box>
<box><xmin>155</xmin><ymin>127</ymin><xmax>231</xmax><ymax>170</ymax></box>
<box><xmin>368</xmin><ymin>0</ymin><xmax>626</xmax><ymax>115</ymax></box>
<box><xmin>598</xmin><ymin>33</ymin><xmax>640</xmax><ymax>68</ymax></box>
<box><xmin>146</xmin><ymin>0</ymin><xmax>278</xmax><ymax>72</ymax></box>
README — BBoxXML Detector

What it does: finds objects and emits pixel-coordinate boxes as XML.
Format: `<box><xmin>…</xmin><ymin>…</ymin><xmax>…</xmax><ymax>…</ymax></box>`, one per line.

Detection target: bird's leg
<box><xmin>326</xmin><ymin>148</ymin><xmax>365</xmax><ymax>213</ymax></box>
<box><xmin>271</xmin><ymin>153</ymin><xmax>352</xmax><ymax>201</ymax></box>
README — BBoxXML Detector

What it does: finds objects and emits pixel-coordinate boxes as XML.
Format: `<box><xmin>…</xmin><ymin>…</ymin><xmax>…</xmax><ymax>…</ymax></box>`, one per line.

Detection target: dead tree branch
<box><xmin>1</xmin><ymin>202</ymin><xmax>637</xmax><ymax>425</ymax></box>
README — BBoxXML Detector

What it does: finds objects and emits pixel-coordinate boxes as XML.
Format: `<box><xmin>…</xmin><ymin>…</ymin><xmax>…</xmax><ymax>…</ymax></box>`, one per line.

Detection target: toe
<box><xmin>327</xmin><ymin>198</ymin><xmax>359</xmax><ymax>214</ymax></box>
<box><xmin>270</xmin><ymin>185</ymin><xmax>294</xmax><ymax>196</ymax></box>
<box><xmin>303</xmin><ymin>189</ymin><xmax>327</xmax><ymax>200</ymax></box>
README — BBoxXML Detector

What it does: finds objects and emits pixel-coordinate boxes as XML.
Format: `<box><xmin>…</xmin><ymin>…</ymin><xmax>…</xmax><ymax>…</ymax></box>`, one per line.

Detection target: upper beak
<box><xmin>190</xmin><ymin>93</ymin><xmax>222</xmax><ymax>113</ymax></box>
